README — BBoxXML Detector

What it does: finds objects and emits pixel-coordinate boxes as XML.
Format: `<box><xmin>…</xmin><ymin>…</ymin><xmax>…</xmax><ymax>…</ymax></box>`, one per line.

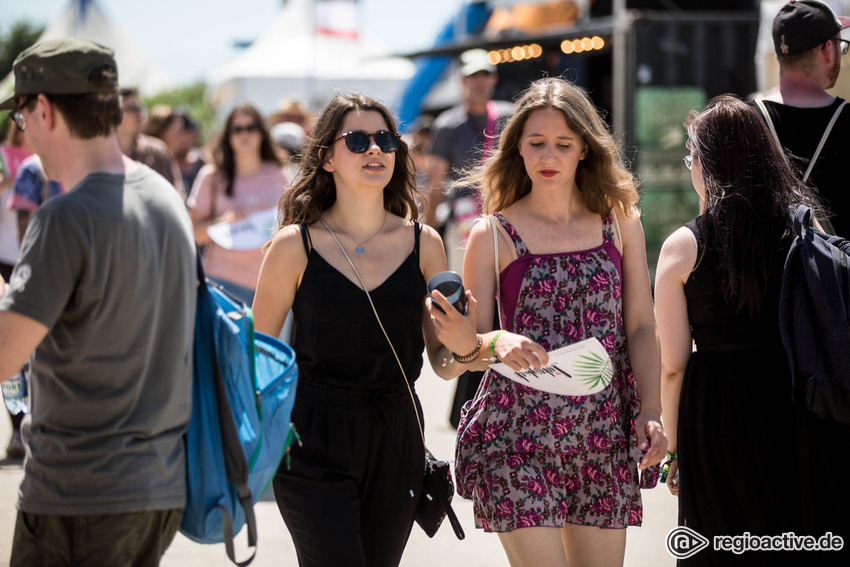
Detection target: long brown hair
<box><xmin>688</xmin><ymin>95</ymin><xmax>818</xmax><ymax>316</ymax></box>
<box><xmin>279</xmin><ymin>92</ymin><xmax>420</xmax><ymax>227</ymax></box>
<box><xmin>213</xmin><ymin>103</ymin><xmax>281</xmax><ymax>197</ymax></box>
<box><xmin>461</xmin><ymin>77</ymin><xmax>638</xmax><ymax>217</ymax></box>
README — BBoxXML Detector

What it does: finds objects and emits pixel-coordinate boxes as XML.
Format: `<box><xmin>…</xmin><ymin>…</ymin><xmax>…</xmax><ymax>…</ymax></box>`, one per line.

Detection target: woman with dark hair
<box><xmin>429</xmin><ymin>77</ymin><xmax>666</xmax><ymax>566</ymax></box>
<box><xmin>655</xmin><ymin>95</ymin><xmax>845</xmax><ymax>565</ymax></box>
<box><xmin>187</xmin><ymin>103</ymin><xmax>287</xmax><ymax>303</ymax></box>
<box><xmin>252</xmin><ymin>92</ymin><xmax>455</xmax><ymax>566</ymax></box>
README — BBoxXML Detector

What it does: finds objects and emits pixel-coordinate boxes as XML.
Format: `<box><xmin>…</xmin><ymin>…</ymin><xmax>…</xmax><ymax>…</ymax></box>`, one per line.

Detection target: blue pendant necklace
<box><xmin>329</xmin><ymin>210</ymin><xmax>387</xmax><ymax>255</ymax></box>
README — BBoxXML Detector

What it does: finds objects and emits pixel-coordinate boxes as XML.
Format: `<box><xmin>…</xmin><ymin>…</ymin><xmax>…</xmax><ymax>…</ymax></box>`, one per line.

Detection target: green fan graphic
<box><xmin>573</xmin><ymin>352</ymin><xmax>613</xmax><ymax>390</ymax></box>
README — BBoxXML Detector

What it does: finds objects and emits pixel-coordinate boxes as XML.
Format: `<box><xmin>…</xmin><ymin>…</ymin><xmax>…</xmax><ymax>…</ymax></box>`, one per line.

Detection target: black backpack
<box><xmin>779</xmin><ymin>205</ymin><xmax>850</xmax><ymax>424</ymax></box>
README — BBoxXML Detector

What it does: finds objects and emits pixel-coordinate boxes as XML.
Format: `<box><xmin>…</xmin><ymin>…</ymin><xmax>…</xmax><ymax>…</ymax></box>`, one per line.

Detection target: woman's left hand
<box><xmin>635</xmin><ymin>408</ymin><xmax>667</xmax><ymax>470</ymax></box>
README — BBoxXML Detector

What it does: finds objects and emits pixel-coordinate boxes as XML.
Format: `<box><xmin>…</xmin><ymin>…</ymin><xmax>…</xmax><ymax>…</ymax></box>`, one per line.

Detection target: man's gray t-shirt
<box><xmin>0</xmin><ymin>164</ymin><xmax>196</xmax><ymax>515</ymax></box>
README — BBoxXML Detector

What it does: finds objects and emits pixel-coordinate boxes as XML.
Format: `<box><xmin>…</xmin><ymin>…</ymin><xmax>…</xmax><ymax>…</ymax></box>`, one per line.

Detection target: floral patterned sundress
<box><xmin>454</xmin><ymin>212</ymin><xmax>659</xmax><ymax>533</ymax></box>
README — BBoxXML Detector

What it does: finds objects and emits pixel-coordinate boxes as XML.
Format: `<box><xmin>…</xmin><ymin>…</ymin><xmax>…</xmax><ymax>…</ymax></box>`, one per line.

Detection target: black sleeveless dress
<box><xmin>677</xmin><ymin>217</ymin><xmax>849</xmax><ymax>566</ymax></box>
<box><xmin>272</xmin><ymin>222</ymin><xmax>427</xmax><ymax>567</ymax></box>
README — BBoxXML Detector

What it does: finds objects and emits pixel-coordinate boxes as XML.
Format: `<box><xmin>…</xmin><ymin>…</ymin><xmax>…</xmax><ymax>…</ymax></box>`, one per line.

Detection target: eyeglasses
<box><xmin>333</xmin><ymin>130</ymin><xmax>400</xmax><ymax>154</ymax></box>
<box><xmin>837</xmin><ymin>38</ymin><xmax>850</xmax><ymax>55</ymax></box>
<box><xmin>683</xmin><ymin>155</ymin><xmax>693</xmax><ymax>169</ymax></box>
<box><xmin>123</xmin><ymin>104</ymin><xmax>146</xmax><ymax>115</ymax></box>
<box><xmin>230</xmin><ymin>124</ymin><xmax>261</xmax><ymax>135</ymax></box>
<box><xmin>10</xmin><ymin>96</ymin><xmax>36</xmax><ymax>132</ymax></box>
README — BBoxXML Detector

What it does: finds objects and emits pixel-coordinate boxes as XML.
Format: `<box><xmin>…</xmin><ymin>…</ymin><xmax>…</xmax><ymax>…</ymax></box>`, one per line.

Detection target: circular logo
<box><xmin>9</xmin><ymin>263</ymin><xmax>31</xmax><ymax>294</ymax></box>
<box><xmin>667</xmin><ymin>526</ymin><xmax>710</xmax><ymax>559</ymax></box>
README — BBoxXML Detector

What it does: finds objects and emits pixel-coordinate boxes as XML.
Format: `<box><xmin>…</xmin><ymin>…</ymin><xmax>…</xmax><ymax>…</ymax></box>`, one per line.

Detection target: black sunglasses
<box><xmin>333</xmin><ymin>130</ymin><xmax>400</xmax><ymax>154</ymax></box>
<box><xmin>837</xmin><ymin>38</ymin><xmax>850</xmax><ymax>56</ymax></box>
<box><xmin>230</xmin><ymin>124</ymin><xmax>261</xmax><ymax>135</ymax></box>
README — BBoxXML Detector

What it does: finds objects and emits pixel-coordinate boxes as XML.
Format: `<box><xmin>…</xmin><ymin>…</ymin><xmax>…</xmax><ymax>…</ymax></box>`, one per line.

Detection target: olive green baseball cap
<box><xmin>0</xmin><ymin>38</ymin><xmax>118</xmax><ymax>111</ymax></box>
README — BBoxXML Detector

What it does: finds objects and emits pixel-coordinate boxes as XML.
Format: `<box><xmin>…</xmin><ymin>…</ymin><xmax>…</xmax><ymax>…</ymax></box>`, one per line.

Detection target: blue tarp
<box><xmin>396</xmin><ymin>1</ymin><xmax>493</xmax><ymax>132</ymax></box>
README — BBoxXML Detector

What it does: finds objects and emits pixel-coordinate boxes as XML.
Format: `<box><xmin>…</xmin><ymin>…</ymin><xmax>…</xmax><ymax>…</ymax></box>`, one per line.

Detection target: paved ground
<box><xmin>0</xmin><ymin>357</ymin><xmax>678</xmax><ymax>566</ymax></box>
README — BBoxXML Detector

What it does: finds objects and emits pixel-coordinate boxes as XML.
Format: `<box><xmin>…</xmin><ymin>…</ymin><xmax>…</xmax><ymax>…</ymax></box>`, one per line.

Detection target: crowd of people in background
<box><xmin>1</xmin><ymin>1</ymin><xmax>849</xmax><ymax>566</ymax></box>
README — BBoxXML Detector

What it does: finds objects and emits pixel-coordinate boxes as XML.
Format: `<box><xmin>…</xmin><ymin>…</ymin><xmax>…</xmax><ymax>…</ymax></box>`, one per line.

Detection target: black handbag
<box><xmin>322</xmin><ymin>219</ymin><xmax>465</xmax><ymax>541</ymax></box>
<box><xmin>416</xmin><ymin>448</ymin><xmax>465</xmax><ymax>539</ymax></box>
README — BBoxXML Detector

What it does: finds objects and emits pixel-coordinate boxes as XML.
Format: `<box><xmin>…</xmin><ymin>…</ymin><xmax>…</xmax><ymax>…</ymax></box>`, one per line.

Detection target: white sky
<box><xmin>0</xmin><ymin>0</ymin><xmax>463</xmax><ymax>85</ymax></box>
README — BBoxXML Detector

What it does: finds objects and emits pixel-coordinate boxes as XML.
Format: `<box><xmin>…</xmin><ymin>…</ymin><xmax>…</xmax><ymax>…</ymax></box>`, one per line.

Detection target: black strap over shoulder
<box><xmin>299</xmin><ymin>223</ymin><xmax>313</xmax><ymax>255</ymax></box>
<box><xmin>413</xmin><ymin>222</ymin><xmax>422</xmax><ymax>258</ymax></box>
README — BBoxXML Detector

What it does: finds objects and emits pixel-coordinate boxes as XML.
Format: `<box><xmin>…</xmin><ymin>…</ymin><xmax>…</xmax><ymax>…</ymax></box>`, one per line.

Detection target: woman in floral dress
<box><xmin>428</xmin><ymin>77</ymin><xmax>666</xmax><ymax>567</ymax></box>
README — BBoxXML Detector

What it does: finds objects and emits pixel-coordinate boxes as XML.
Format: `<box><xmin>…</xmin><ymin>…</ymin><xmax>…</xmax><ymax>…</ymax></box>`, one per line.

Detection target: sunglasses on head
<box><xmin>230</xmin><ymin>124</ymin><xmax>261</xmax><ymax>135</ymax></box>
<box><xmin>333</xmin><ymin>130</ymin><xmax>400</xmax><ymax>153</ymax></box>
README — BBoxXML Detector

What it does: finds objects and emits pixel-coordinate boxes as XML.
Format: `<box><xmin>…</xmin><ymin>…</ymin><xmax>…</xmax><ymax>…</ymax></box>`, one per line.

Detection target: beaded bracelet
<box><xmin>453</xmin><ymin>335</ymin><xmax>483</xmax><ymax>364</ymax></box>
<box><xmin>489</xmin><ymin>330</ymin><xmax>506</xmax><ymax>359</ymax></box>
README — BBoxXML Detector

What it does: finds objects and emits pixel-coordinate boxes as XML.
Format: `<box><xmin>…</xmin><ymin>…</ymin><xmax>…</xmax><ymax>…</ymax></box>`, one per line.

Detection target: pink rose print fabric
<box><xmin>454</xmin><ymin>212</ymin><xmax>660</xmax><ymax>533</ymax></box>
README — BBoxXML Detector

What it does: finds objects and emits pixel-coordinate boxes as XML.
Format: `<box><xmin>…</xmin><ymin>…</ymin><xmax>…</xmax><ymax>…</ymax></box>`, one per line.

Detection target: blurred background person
<box><xmin>116</xmin><ymin>89</ymin><xmax>185</xmax><ymax>199</ymax></box>
<box><xmin>422</xmin><ymin>49</ymin><xmax>513</xmax><ymax>428</ymax></box>
<box><xmin>270</xmin><ymin>120</ymin><xmax>306</xmax><ymax>182</ymax></box>
<box><xmin>268</xmin><ymin>96</ymin><xmax>314</xmax><ymax>136</ymax></box>
<box><xmin>188</xmin><ymin>103</ymin><xmax>288</xmax><ymax>304</ymax></box>
<box><xmin>0</xmin><ymin>120</ymin><xmax>29</xmax><ymax>459</ymax></box>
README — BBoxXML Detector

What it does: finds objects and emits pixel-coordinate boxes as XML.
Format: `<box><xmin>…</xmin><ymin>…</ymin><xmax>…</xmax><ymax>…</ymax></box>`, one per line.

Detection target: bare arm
<box><xmin>427</xmin><ymin>217</ymin><xmax>548</xmax><ymax>378</ymax></box>
<box><xmin>422</xmin><ymin>155</ymin><xmax>449</xmax><ymax>228</ymax></box>
<box><xmin>619</xmin><ymin>210</ymin><xmax>667</xmax><ymax>469</ymax></box>
<box><xmin>0</xmin><ymin>311</ymin><xmax>49</xmax><ymax>382</ymax></box>
<box><xmin>654</xmin><ymin>226</ymin><xmax>697</xmax><ymax>494</ymax></box>
<box><xmin>252</xmin><ymin>225</ymin><xmax>308</xmax><ymax>337</ymax></box>
<box><xmin>418</xmin><ymin>224</ymin><xmax>458</xmax><ymax>379</ymax></box>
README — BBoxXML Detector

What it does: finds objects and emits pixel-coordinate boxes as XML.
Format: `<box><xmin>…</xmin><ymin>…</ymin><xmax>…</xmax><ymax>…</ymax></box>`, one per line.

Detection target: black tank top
<box><xmin>684</xmin><ymin>216</ymin><xmax>788</xmax><ymax>352</ymax></box>
<box><xmin>292</xmin><ymin>222</ymin><xmax>426</xmax><ymax>393</ymax></box>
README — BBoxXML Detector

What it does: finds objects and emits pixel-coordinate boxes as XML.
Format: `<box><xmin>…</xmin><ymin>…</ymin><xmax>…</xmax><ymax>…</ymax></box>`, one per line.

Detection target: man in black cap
<box><xmin>0</xmin><ymin>38</ymin><xmax>196</xmax><ymax>565</ymax></box>
<box><xmin>757</xmin><ymin>0</ymin><xmax>850</xmax><ymax>236</ymax></box>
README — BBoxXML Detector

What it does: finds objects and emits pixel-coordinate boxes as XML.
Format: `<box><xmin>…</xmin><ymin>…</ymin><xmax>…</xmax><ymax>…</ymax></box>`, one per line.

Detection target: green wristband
<box><xmin>489</xmin><ymin>330</ymin><xmax>506</xmax><ymax>358</ymax></box>
<box><xmin>666</xmin><ymin>450</ymin><xmax>678</xmax><ymax>461</ymax></box>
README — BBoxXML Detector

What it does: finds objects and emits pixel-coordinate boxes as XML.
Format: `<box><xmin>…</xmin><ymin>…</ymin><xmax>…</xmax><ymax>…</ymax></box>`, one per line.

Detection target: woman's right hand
<box><xmin>427</xmin><ymin>289</ymin><xmax>480</xmax><ymax>357</ymax></box>
<box><xmin>666</xmin><ymin>458</ymin><xmax>680</xmax><ymax>496</ymax></box>
<box><xmin>491</xmin><ymin>331</ymin><xmax>549</xmax><ymax>371</ymax></box>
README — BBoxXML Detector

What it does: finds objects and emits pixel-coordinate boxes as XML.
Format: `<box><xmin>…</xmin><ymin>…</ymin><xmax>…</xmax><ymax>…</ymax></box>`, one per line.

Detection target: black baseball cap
<box><xmin>0</xmin><ymin>38</ymin><xmax>117</xmax><ymax>111</ymax></box>
<box><xmin>773</xmin><ymin>0</ymin><xmax>850</xmax><ymax>56</ymax></box>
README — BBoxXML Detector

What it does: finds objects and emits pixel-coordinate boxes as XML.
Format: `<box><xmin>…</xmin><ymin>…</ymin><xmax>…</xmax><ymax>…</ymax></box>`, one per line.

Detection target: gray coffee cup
<box><xmin>427</xmin><ymin>271</ymin><xmax>467</xmax><ymax>315</ymax></box>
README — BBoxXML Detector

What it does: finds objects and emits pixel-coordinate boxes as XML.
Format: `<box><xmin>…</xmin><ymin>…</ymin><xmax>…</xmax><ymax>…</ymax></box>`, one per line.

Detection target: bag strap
<box><xmin>755</xmin><ymin>98</ymin><xmax>848</xmax><ymax>183</ymax></box>
<box><xmin>321</xmin><ymin>218</ymin><xmax>467</xmax><ymax>541</ymax></box>
<box><xmin>754</xmin><ymin>99</ymin><xmax>783</xmax><ymax>151</ymax></box>
<box><xmin>318</xmin><ymin>218</ymin><xmax>428</xmax><ymax>447</ymax></box>
<box><xmin>196</xmin><ymin>250</ymin><xmax>258</xmax><ymax>567</ymax></box>
<box><xmin>490</xmin><ymin>215</ymin><xmax>503</xmax><ymax>331</ymax></box>
<box><xmin>805</xmin><ymin>100</ymin><xmax>847</xmax><ymax>183</ymax></box>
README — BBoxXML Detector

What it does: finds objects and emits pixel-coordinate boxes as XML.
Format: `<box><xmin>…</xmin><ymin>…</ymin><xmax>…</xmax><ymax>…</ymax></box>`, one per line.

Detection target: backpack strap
<box><xmin>804</xmin><ymin>100</ymin><xmax>848</xmax><ymax>183</ymax></box>
<box><xmin>754</xmin><ymin>99</ymin><xmax>783</xmax><ymax>150</ymax></box>
<box><xmin>755</xmin><ymin>98</ymin><xmax>848</xmax><ymax>183</ymax></box>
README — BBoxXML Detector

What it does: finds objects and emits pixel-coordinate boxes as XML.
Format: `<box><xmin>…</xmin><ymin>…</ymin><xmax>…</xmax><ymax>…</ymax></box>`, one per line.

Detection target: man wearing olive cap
<box><xmin>758</xmin><ymin>0</ymin><xmax>850</xmax><ymax>236</ymax></box>
<box><xmin>0</xmin><ymin>38</ymin><xmax>196</xmax><ymax>565</ymax></box>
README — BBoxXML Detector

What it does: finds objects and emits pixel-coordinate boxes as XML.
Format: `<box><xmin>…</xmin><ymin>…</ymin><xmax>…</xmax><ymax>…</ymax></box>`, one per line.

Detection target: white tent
<box><xmin>211</xmin><ymin>0</ymin><xmax>415</xmax><ymax>119</ymax></box>
<box><xmin>0</xmin><ymin>0</ymin><xmax>172</xmax><ymax>98</ymax></box>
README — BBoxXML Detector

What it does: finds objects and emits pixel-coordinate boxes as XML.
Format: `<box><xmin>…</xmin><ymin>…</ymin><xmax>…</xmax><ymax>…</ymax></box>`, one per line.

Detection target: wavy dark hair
<box><xmin>213</xmin><ymin>103</ymin><xmax>281</xmax><ymax>198</ymax></box>
<box><xmin>687</xmin><ymin>94</ymin><xmax>818</xmax><ymax>316</ymax></box>
<box><xmin>279</xmin><ymin>92</ymin><xmax>420</xmax><ymax>227</ymax></box>
<box><xmin>458</xmin><ymin>77</ymin><xmax>638</xmax><ymax>217</ymax></box>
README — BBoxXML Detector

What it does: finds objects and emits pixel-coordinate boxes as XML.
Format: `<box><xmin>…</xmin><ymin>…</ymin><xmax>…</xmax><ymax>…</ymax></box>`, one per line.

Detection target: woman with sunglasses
<box><xmin>252</xmin><ymin>92</ymin><xmax>455</xmax><ymax>567</ymax></box>
<box><xmin>187</xmin><ymin>103</ymin><xmax>287</xmax><ymax>304</ymax></box>
<box><xmin>428</xmin><ymin>78</ymin><xmax>666</xmax><ymax>566</ymax></box>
